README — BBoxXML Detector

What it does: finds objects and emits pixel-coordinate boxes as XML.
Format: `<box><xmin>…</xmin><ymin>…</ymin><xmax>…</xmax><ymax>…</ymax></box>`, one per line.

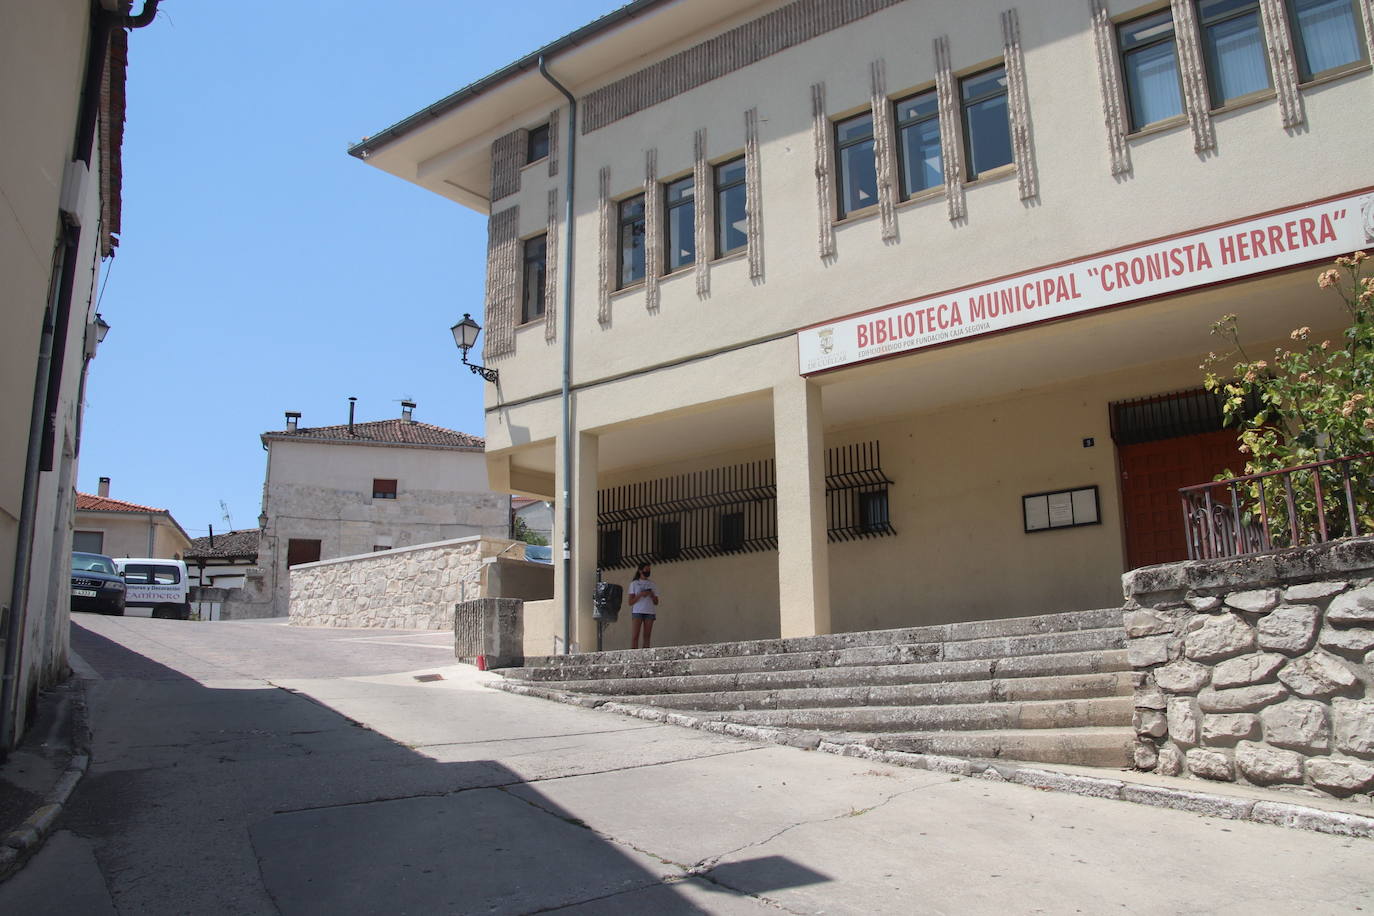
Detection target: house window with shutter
<box><xmin>373</xmin><ymin>479</ymin><xmax>398</xmax><ymax>499</ymax></box>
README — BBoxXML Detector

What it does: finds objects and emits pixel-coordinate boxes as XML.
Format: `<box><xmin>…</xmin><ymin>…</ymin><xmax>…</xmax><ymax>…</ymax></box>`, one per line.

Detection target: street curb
<box><xmin>0</xmin><ymin>679</ymin><xmax>93</xmax><ymax>882</ymax></box>
<box><xmin>488</xmin><ymin>678</ymin><xmax>1374</xmax><ymax>840</ymax></box>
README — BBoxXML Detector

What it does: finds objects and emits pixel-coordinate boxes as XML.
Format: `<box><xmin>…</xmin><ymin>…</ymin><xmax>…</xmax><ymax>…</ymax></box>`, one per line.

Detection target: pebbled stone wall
<box><xmin>1123</xmin><ymin>538</ymin><xmax>1374</xmax><ymax>801</ymax></box>
<box><xmin>289</xmin><ymin>537</ymin><xmax>524</xmax><ymax>629</ymax></box>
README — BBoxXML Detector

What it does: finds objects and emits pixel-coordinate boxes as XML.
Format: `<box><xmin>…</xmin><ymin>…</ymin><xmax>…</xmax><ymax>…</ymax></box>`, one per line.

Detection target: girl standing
<box><xmin>628</xmin><ymin>564</ymin><xmax>659</xmax><ymax>649</ymax></box>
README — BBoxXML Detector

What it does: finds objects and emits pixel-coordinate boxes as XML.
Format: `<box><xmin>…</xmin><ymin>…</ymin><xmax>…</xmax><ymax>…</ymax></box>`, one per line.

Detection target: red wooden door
<box><xmin>1119</xmin><ymin>429</ymin><xmax>1246</xmax><ymax>569</ymax></box>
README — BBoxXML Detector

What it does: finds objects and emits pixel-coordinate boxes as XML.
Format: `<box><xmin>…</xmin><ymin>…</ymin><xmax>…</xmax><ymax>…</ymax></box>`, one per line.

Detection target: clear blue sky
<box><xmin>79</xmin><ymin>0</ymin><xmax>621</xmax><ymax>538</ymax></box>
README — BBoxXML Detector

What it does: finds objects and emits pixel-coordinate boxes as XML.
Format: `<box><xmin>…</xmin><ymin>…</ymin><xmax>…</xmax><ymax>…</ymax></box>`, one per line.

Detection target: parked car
<box><xmin>113</xmin><ymin>557</ymin><xmax>191</xmax><ymax>619</ymax></box>
<box><xmin>70</xmin><ymin>551</ymin><xmax>126</xmax><ymax>616</ymax></box>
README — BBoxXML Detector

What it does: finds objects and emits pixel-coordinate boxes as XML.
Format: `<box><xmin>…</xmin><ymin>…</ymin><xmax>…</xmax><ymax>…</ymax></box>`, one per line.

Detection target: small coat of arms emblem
<box><xmin>818</xmin><ymin>327</ymin><xmax>834</xmax><ymax>354</ymax></box>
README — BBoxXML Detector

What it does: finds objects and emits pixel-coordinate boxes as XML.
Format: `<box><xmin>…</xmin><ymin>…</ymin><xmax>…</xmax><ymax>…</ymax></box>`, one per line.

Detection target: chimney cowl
<box><xmin>284</xmin><ymin>411</ymin><xmax>301</xmax><ymax>432</ymax></box>
<box><xmin>98</xmin><ymin>476</ymin><xmax>110</xmax><ymax>498</ymax></box>
<box><xmin>401</xmin><ymin>400</ymin><xmax>416</xmax><ymax>423</ymax></box>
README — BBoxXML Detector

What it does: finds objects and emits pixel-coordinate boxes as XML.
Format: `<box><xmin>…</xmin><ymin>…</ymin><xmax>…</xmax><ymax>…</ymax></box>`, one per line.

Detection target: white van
<box><xmin>113</xmin><ymin>558</ymin><xmax>191</xmax><ymax>619</ymax></box>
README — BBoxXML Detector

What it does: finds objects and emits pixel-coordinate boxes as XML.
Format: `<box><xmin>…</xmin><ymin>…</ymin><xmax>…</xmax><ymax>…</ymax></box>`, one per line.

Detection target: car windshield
<box><xmin>72</xmin><ymin>552</ymin><xmax>117</xmax><ymax>575</ymax></box>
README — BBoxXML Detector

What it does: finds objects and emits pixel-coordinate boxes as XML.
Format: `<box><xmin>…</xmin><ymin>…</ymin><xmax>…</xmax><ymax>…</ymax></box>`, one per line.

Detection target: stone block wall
<box><xmin>289</xmin><ymin>536</ymin><xmax>524</xmax><ymax>629</ymax></box>
<box><xmin>454</xmin><ymin>598</ymin><xmax>524</xmax><ymax>667</ymax></box>
<box><xmin>1124</xmin><ymin>538</ymin><xmax>1374</xmax><ymax>801</ymax></box>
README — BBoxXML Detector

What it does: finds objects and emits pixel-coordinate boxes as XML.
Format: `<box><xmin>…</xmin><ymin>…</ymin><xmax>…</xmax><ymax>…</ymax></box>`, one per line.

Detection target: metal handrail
<box><xmin>1179</xmin><ymin>452</ymin><xmax>1374</xmax><ymax>560</ymax></box>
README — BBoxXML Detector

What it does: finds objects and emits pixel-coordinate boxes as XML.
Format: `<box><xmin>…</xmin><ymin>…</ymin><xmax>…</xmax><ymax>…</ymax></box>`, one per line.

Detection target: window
<box><xmin>73</xmin><ymin>530</ymin><xmax>104</xmax><ymax>553</ymax></box>
<box><xmin>286</xmin><ymin>538</ymin><xmax>322</xmax><ymax>567</ymax></box>
<box><xmin>1198</xmin><ymin>0</ymin><xmax>1272</xmax><ymax>106</ymax></box>
<box><xmin>657</xmin><ymin>520</ymin><xmax>681</xmax><ymax>560</ymax></box>
<box><xmin>1290</xmin><ymin>0</ymin><xmax>1367</xmax><ymax>81</ymax></box>
<box><xmin>1118</xmin><ymin>10</ymin><xmax>1185</xmax><ymax>130</ymax></box>
<box><xmin>618</xmin><ymin>194</ymin><xmax>646</xmax><ymax>288</ymax></box>
<box><xmin>857</xmin><ymin>490</ymin><xmax>890</xmax><ymax>534</ymax></box>
<box><xmin>894</xmin><ymin>89</ymin><xmax>942</xmax><ymax>198</ymax></box>
<box><xmin>664</xmin><ymin>175</ymin><xmax>695</xmax><ymax>272</ymax></box>
<box><xmin>714</xmin><ymin>157</ymin><xmax>748</xmax><ymax>256</ymax></box>
<box><xmin>522</xmin><ymin>235</ymin><xmax>546</xmax><ymax>323</ymax></box>
<box><xmin>372</xmin><ymin>478</ymin><xmax>397</xmax><ymax>499</ymax></box>
<box><xmin>372</xmin><ymin>545</ymin><xmax>393</xmax><ymax>552</ymax></box>
<box><xmin>719</xmin><ymin>512</ymin><xmax>745</xmax><ymax>552</ymax></box>
<box><xmin>123</xmin><ymin>563</ymin><xmax>181</xmax><ymax>585</ymax></box>
<box><xmin>526</xmin><ymin>124</ymin><xmax>550</xmax><ymax>163</ymax></box>
<box><xmin>961</xmin><ymin>65</ymin><xmax>1013</xmax><ymax>179</ymax></box>
<box><xmin>598</xmin><ymin>529</ymin><xmax>622</xmax><ymax>568</ymax></box>
<box><xmin>835</xmin><ymin>112</ymin><xmax>877</xmax><ymax>218</ymax></box>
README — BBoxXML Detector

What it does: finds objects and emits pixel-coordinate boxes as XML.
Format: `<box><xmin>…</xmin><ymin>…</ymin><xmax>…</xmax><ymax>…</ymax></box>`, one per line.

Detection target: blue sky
<box><xmin>80</xmin><ymin>0</ymin><xmax>620</xmax><ymax>538</ymax></box>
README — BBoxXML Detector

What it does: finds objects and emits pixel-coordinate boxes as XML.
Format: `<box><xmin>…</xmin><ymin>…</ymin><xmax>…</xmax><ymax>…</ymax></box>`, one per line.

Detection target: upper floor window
<box><xmin>522</xmin><ymin>234</ymin><xmax>546</xmax><ymax>323</ymax></box>
<box><xmin>526</xmin><ymin>124</ymin><xmax>550</xmax><ymax>163</ymax></box>
<box><xmin>1198</xmin><ymin>0</ymin><xmax>1272</xmax><ymax>106</ymax></box>
<box><xmin>894</xmin><ymin>89</ymin><xmax>942</xmax><ymax>198</ymax></box>
<box><xmin>1118</xmin><ymin>9</ymin><xmax>1185</xmax><ymax>131</ymax></box>
<box><xmin>664</xmin><ymin>175</ymin><xmax>695</xmax><ymax>272</ymax></box>
<box><xmin>715</xmin><ymin>157</ymin><xmax>747</xmax><ymax>256</ymax></box>
<box><xmin>961</xmin><ymin>65</ymin><xmax>1013</xmax><ymax>179</ymax></box>
<box><xmin>618</xmin><ymin>194</ymin><xmax>646</xmax><ymax>288</ymax></box>
<box><xmin>835</xmin><ymin>112</ymin><xmax>877</xmax><ymax>218</ymax></box>
<box><xmin>372</xmin><ymin>478</ymin><xmax>397</xmax><ymax>499</ymax></box>
<box><xmin>1290</xmin><ymin>0</ymin><xmax>1367</xmax><ymax>81</ymax></box>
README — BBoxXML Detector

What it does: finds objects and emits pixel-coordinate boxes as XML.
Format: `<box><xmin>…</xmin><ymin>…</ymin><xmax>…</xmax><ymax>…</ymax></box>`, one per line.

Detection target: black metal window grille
<box><xmin>1110</xmin><ymin>387</ymin><xmax>1262</xmax><ymax>446</ymax></box>
<box><xmin>595</xmin><ymin>441</ymin><xmax>896</xmax><ymax>569</ymax></box>
<box><xmin>826</xmin><ymin>441</ymin><xmax>896</xmax><ymax>541</ymax></box>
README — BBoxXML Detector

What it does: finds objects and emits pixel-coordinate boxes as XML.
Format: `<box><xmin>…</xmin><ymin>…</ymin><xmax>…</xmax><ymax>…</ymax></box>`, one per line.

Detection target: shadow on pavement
<box><xmin>35</xmin><ymin>622</ymin><xmax>831</xmax><ymax>914</ymax></box>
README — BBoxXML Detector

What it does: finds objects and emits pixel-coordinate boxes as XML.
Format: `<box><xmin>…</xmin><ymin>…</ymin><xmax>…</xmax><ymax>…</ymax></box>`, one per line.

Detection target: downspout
<box><xmin>537</xmin><ymin>56</ymin><xmax>577</xmax><ymax>655</ymax></box>
<box><xmin>1</xmin><ymin>0</ymin><xmax>162</xmax><ymax>758</ymax></box>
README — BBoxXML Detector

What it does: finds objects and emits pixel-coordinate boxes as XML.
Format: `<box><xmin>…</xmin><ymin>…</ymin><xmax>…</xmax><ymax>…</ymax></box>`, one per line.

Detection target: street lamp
<box><xmin>450</xmin><ymin>313</ymin><xmax>498</xmax><ymax>383</ymax></box>
<box><xmin>84</xmin><ymin>313</ymin><xmax>111</xmax><ymax>359</ymax></box>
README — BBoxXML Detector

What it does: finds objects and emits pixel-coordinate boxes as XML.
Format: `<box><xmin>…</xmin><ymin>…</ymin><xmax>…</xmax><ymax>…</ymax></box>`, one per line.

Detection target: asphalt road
<box><xmin>1</xmin><ymin>615</ymin><xmax>1371</xmax><ymax>915</ymax></box>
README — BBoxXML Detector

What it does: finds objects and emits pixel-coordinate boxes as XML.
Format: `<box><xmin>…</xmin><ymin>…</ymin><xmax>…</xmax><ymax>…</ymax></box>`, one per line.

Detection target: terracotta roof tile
<box><xmin>184</xmin><ymin>528</ymin><xmax>261</xmax><ymax>560</ymax></box>
<box><xmin>76</xmin><ymin>493</ymin><xmax>166</xmax><ymax>514</ymax></box>
<box><xmin>263</xmin><ymin>419</ymin><xmax>483</xmax><ymax>449</ymax></box>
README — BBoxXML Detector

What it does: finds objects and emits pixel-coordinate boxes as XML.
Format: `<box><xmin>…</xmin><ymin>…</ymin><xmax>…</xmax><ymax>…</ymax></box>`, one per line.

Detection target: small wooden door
<box><xmin>1119</xmin><ymin>429</ymin><xmax>1246</xmax><ymax>569</ymax></box>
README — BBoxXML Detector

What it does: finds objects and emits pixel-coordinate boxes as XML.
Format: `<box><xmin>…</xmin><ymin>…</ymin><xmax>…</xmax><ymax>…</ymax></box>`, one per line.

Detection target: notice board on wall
<box><xmin>1024</xmin><ymin>486</ymin><xmax>1099</xmax><ymax>533</ymax></box>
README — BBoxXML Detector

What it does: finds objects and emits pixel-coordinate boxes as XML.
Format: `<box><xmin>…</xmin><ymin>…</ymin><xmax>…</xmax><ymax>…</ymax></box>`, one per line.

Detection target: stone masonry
<box><xmin>1124</xmin><ymin>538</ymin><xmax>1374</xmax><ymax>802</ymax></box>
<box><xmin>289</xmin><ymin>536</ymin><xmax>524</xmax><ymax>629</ymax></box>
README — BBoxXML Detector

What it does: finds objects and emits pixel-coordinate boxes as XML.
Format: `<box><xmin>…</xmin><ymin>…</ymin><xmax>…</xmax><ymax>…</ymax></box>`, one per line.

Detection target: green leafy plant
<box><xmin>512</xmin><ymin>514</ymin><xmax>549</xmax><ymax>547</ymax></box>
<box><xmin>1201</xmin><ymin>252</ymin><xmax>1374</xmax><ymax>545</ymax></box>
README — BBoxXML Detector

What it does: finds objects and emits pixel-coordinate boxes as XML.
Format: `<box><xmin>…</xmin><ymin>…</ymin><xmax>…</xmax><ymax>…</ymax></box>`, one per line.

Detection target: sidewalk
<box><xmin>0</xmin><ymin>677</ymin><xmax>89</xmax><ymax>881</ymax></box>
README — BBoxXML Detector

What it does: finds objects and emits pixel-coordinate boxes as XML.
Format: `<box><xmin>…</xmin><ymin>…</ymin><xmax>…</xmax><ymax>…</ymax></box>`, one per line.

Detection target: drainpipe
<box><xmin>2</xmin><ymin>0</ymin><xmax>162</xmax><ymax>758</ymax></box>
<box><xmin>537</xmin><ymin>56</ymin><xmax>577</xmax><ymax>655</ymax></box>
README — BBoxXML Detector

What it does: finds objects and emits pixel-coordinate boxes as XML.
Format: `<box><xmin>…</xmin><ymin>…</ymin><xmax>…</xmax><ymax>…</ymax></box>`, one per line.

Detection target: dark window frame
<box><xmin>598</xmin><ymin>528</ymin><xmax>623</xmax><ymax>568</ymax></box>
<box><xmin>656</xmin><ymin>520</ymin><xmax>682</xmax><ymax>561</ymax></box>
<box><xmin>1288</xmin><ymin>0</ymin><xmax>1368</xmax><ymax>82</ymax></box>
<box><xmin>1117</xmin><ymin>8</ymin><xmax>1186</xmax><ymax>132</ymax></box>
<box><xmin>714</xmin><ymin>156</ymin><xmax>748</xmax><ymax>257</ymax></box>
<box><xmin>522</xmin><ymin>234</ymin><xmax>547</xmax><ymax>324</ymax></box>
<box><xmin>73</xmin><ymin>530</ymin><xmax>104</xmax><ymax>553</ymax></box>
<box><xmin>617</xmin><ymin>193</ymin><xmax>647</xmax><ymax>289</ymax></box>
<box><xmin>372</xmin><ymin>478</ymin><xmax>398</xmax><ymax>500</ymax></box>
<box><xmin>893</xmin><ymin>88</ymin><xmax>942</xmax><ymax>199</ymax></box>
<box><xmin>960</xmin><ymin>64</ymin><xmax>1014</xmax><ymax>181</ymax></box>
<box><xmin>834</xmin><ymin>111</ymin><xmax>877</xmax><ymax>219</ymax></box>
<box><xmin>856</xmin><ymin>489</ymin><xmax>890</xmax><ymax>534</ymax></box>
<box><xmin>664</xmin><ymin>174</ymin><xmax>696</xmax><ymax>273</ymax></box>
<box><xmin>1197</xmin><ymin>0</ymin><xmax>1273</xmax><ymax>108</ymax></box>
<box><xmin>526</xmin><ymin>124</ymin><xmax>550</xmax><ymax>164</ymax></box>
<box><xmin>719</xmin><ymin>511</ymin><xmax>745</xmax><ymax>552</ymax></box>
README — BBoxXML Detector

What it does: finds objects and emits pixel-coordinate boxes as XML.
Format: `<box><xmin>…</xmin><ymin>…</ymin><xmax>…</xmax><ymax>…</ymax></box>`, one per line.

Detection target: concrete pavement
<box><xmin>1</xmin><ymin>616</ymin><xmax>1372</xmax><ymax>913</ymax></box>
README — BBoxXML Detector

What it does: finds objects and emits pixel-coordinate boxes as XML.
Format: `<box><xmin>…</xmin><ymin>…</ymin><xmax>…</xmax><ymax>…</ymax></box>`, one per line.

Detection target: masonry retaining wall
<box><xmin>1124</xmin><ymin>538</ymin><xmax>1374</xmax><ymax>801</ymax></box>
<box><xmin>289</xmin><ymin>537</ymin><xmax>524</xmax><ymax>629</ymax></box>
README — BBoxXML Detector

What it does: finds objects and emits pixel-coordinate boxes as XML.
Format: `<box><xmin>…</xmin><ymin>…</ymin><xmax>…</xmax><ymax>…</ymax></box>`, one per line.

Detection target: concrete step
<box><xmin>690</xmin><ymin>695</ymin><xmax>1134</xmax><ymax>733</ymax></box>
<box><xmin>506</xmin><ymin>627</ymin><xmax>1126</xmax><ymax>684</ymax></box>
<box><xmin>612</xmin><ymin>671</ymin><xmax>1134</xmax><ymax>712</ymax></box>
<box><xmin>867</xmin><ymin>727</ymin><xmax>1135</xmax><ymax>769</ymax></box>
<box><xmin>515</xmin><ymin>648</ymin><xmax>1131</xmax><ymax>697</ymax></box>
<box><xmin>520</xmin><ymin>607</ymin><xmax>1125</xmax><ymax>670</ymax></box>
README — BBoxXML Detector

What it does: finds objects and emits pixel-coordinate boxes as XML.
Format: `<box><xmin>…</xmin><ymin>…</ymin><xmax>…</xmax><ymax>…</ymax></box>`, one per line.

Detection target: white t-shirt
<box><xmin>629</xmin><ymin>578</ymin><xmax>658</xmax><ymax>616</ymax></box>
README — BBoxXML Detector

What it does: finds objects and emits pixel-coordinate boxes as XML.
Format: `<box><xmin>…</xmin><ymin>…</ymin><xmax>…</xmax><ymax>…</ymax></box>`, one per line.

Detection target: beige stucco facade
<box><xmin>0</xmin><ymin>0</ymin><xmax>133</xmax><ymax>748</ymax></box>
<box><xmin>356</xmin><ymin>0</ymin><xmax>1374</xmax><ymax>654</ymax></box>
<box><xmin>74</xmin><ymin>505</ymin><xmax>192</xmax><ymax>560</ymax></box>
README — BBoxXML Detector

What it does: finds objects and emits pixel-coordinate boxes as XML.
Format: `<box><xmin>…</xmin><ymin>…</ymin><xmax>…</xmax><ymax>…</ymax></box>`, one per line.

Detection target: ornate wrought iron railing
<box><xmin>1180</xmin><ymin>453</ymin><xmax>1374</xmax><ymax>561</ymax></box>
<box><xmin>595</xmin><ymin>441</ymin><xmax>896</xmax><ymax>570</ymax></box>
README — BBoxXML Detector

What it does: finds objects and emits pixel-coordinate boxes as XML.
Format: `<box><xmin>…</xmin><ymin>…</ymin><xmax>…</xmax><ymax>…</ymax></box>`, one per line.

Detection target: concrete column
<box><xmin>552</xmin><ymin>428</ymin><xmax>599</xmax><ymax>654</ymax></box>
<box><xmin>773</xmin><ymin>376</ymin><xmax>831</xmax><ymax>637</ymax></box>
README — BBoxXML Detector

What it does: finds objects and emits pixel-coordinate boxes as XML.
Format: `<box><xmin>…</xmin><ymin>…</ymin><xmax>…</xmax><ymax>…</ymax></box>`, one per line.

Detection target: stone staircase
<box><xmin>492</xmin><ymin>607</ymin><xmax>1135</xmax><ymax>768</ymax></box>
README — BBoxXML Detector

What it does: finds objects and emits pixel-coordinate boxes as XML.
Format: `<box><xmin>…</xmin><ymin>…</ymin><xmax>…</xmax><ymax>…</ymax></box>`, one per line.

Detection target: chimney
<box><xmin>401</xmin><ymin>400</ymin><xmax>416</xmax><ymax>423</ymax></box>
<box><xmin>348</xmin><ymin>396</ymin><xmax>357</xmax><ymax>433</ymax></box>
<box><xmin>284</xmin><ymin>411</ymin><xmax>301</xmax><ymax>432</ymax></box>
<box><xmin>98</xmin><ymin>476</ymin><xmax>110</xmax><ymax>498</ymax></box>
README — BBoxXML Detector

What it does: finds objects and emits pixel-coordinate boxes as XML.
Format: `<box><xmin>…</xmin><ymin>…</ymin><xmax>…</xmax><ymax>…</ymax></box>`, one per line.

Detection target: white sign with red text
<box><xmin>799</xmin><ymin>190</ymin><xmax>1374</xmax><ymax>376</ymax></box>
